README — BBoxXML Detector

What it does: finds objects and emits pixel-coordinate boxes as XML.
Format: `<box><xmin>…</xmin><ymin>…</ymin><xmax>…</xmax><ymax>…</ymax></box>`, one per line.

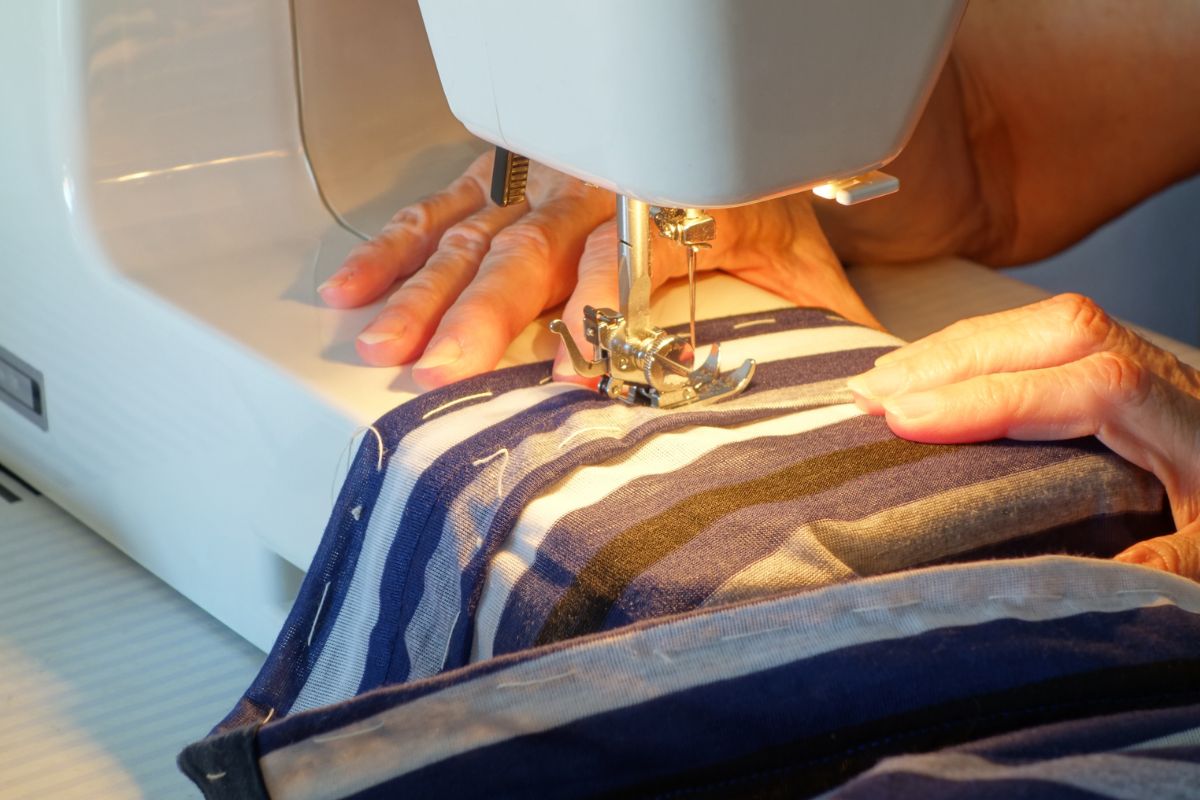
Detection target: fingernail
<box><xmin>317</xmin><ymin>276</ymin><xmax>347</xmax><ymax>294</ymax></box>
<box><xmin>874</xmin><ymin>348</ymin><xmax>905</xmax><ymax>366</ymax></box>
<box><xmin>413</xmin><ymin>337</ymin><xmax>463</xmax><ymax>371</ymax></box>
<box><xmin>882</xmin><ymin>391</ymin><xmax>939</xmax><ymax>421</ymax></box>
<box><xmin>357</xmin><ymin>330</ymin><xmax>404</xmax><ymax>347</ymax></box>
<box><xmin>846</xmin><ymin>363</ymin><xmax>908</xmax><ymax>399</ymax></box>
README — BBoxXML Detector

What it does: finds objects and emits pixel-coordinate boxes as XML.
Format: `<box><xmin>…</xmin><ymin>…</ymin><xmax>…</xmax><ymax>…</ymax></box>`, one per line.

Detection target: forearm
<box><xmin>817</xmin><ymin>0</ymin><xmax>1200</xmax><ymax>267</ymax></box>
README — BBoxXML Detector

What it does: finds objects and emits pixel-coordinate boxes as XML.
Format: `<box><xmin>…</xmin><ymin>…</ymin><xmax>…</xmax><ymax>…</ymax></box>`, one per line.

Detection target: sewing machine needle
<box><xmin>687</xmin><ymin>246</ymin><xmax>698</xmax><ymax>351</ymax></box>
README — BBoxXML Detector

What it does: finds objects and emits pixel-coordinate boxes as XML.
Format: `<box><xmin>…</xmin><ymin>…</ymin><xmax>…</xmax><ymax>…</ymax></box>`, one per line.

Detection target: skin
<box><xmin>320</xmin><ymin>0</ymin><xmax>1200</xmax><ymax>577</ymax></box>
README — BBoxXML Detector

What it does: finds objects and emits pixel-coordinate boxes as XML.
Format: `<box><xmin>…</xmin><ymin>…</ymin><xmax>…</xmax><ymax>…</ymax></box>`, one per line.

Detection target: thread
<box><xmin>558</xmin><ymin>426</ymin><xmax>622</xmax><ymax>450</ymax></box>
<box><xmin>307</xmin><ymin>582</ymin><xmax>332</xmax><ymax>647</ymax></box>
<box><xmin>472</xmin><ymin>448</ymin><xmax>510</xmax><ymax>499</ymax></box>
<box><xmin>731</xmin><ymin>317</ymin><xmax>777</xmax><ymax>330</ymax></box>
<box><xmin>422</xmin><ymin>391</ymin><xmax>494</xmax><ymax>421</ymax></box>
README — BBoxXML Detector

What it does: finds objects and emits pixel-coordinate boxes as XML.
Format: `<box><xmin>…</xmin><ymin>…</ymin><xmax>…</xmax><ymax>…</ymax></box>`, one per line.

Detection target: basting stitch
<box><xmin>731</xmin><ymin>317</ymin><xmax>777</xmax><ymax>330</ymax></box>
<box><xmin>472</xmin><ymin>448</ymin><xmax>510</xmax><ymax>499</ymax></box>
<box><xmin>495</xmin><ymin>670</ymin><xmax>576</xmax><ymax>690</ymax></box>
<box><xmin>307</xmin><ymin>582</ymin><xmax>333</xmax><ymax>647</ymax></box>
<box><xmin>558</xmin><ymin>425</ymin><xmax>622</xmax><ymax>450</ymax></box>
<box><xmin>311</xmin><ymin>719</ymin><xmax>386</xmax><ymax>743</ymax></box>
<box><xmin>851</xmin><ymin>599</ymin><xmax>922</xmax><ymax>614</ymax></box>
<box><xmin>422</xmin><ymin>391</ymin><xmax>494</xmax><ymax>421</ymax></box>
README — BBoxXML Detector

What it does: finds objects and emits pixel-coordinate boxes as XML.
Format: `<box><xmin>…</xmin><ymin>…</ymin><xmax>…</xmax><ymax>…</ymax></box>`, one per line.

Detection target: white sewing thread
<box><xmin>495</xmin><ymin>670</ymin><xmax>575</xmax><ymax>690</ymax></box>
<box><xmin>262</xmin><ymin>708</ymin><xmax>276</xmax><ymax>725</ymax></box>
<box><xmin>206</xmin><ymin>772</ymin><xmax>227</xmax><ymax>782</ymax></box>
<box><xmin>365</xmin><ymin>426</ymin><xmax>385</xmax><ymax>471</ymax></box>
<box><xmin>538</xmin><ymin>374</ymin><xmax>553</xmax><ymax>385</ymax></box>
<box><xmin>986</xmin><ymin>593</ymin><xmax>1065</xmax><ymax>602</ymax></box>
<box><xmin>472</xmin><ymin>448</ymin><xmax>510</xmax><ymax>499</ymax></box>
<box><xmin>422</xmin><ymin>391</ymin><xmax>495</xmax><ymax>421</ymax></box>
<box><xmin>1115</xmin><ymin>589</ymin><xmax>1172</xmax><ymax>596</ymax></box>
<box><xmin>350</xmin><ymin>504</ymin><xmax>362</xmax><ymax>521</ymax></box>
<box><xmin>330</xmin><ymin>426</ymin><xmax>386</xmax><ymax>506</ymax></box>
<box><xmin>558</xmin><ymin>425</ymin><xmax>623</xmax><ymax>450</ymax></box>
<box><xmin>720</xmin><ymin>625</ymin><xmax>790</xmax><ymax>642</ymax></box>
<box><xmin>731</xmin><ymin>317</ymin><xmax>777</xmax><ymax>330</ymax></box>
<box><xmin>850</xmin><ymin>599</ymin><xmax>922</xmax><ymax>614</ymax></box>
<box><xmin>653</xmin><ymin>648</ymin><xmax>675</xmax><ymax>664</ymax></box>
<box><xmin>307</xmin><ymin>582</ymin><xmax>332</xmax><ymax>647</ymax></box>
<box><xmin>311</xmin><ymin>719</ymin><xmax>386</xmax><ymax>744</ymax></box>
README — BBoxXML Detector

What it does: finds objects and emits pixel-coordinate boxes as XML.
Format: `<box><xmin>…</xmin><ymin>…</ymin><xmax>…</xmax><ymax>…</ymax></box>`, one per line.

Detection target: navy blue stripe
<box><xmin>442</xmin><ymin>346</ymin><xmax>896</xmax><ymax>673</ymax></box>
<box><xmin>956</xmin><ymin>700</ymin><xmax>1200</xmax><ymax>760</ymax></box>
<box><xmin>350</xmin><ymin>606</ymin><xmax>1200</xmax><ymax>799</ymax></box>
<box><xmin>236</xmin><ymin>305</ymin><xmax>860</xmax><ymax>731</ymax></box>
<box><xmin>363</xmin><ymin>345</ymin><xmax>893</xmax><ymax>688</ymax></box>
<box><xmin>833</xmin><ymin>773</ymin><xmax>1110</xmax><ymax>800</ymax></box>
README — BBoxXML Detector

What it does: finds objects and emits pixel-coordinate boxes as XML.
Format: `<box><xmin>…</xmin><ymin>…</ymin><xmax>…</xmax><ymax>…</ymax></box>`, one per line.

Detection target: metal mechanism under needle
<box><xmin>549</xmin><ymin>196</ymin><xmax>756</xmax><ymax>409</ymax></box>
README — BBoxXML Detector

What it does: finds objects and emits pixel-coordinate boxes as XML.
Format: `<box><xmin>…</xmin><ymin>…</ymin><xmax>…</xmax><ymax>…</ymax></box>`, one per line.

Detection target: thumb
<box><xmin>1114</xmin><ymin>518</ymin><xmax>1200</xmax><ymax>581</ymax></box>
<box><xmin>552</xmin><ymin>221</ymin><xmax>619</xmax><ymax>385</ymax></box>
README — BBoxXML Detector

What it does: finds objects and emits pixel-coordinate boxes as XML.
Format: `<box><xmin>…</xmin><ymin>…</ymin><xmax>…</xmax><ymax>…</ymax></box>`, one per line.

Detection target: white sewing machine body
<box><xmin>421</xmin><ymin>0</ymin><xmax>964</xmax><ymax>208</ymax></box>
<box><xmin>0</xmin><ymin>0</ymin><xmax>966</xmax><ymax>649</ymax></box>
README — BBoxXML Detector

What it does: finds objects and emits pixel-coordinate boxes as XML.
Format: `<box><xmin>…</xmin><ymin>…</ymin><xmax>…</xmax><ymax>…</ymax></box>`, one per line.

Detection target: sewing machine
<box><xmin>0</xmin><ymin>0</ymin><xmax>966</xmax><ymax>649</ymax></box>
<box><xmin>420</xmin><ymin>0</ymin><xmax>965</xmax><ymax>408</ymax></box>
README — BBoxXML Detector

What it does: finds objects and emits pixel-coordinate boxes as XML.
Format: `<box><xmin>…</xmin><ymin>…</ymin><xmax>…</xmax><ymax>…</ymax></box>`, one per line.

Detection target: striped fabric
<box><xmin>182</xmin><ymin>307</ymin><xmax>1191</xmax><ymax>799</ymax></box>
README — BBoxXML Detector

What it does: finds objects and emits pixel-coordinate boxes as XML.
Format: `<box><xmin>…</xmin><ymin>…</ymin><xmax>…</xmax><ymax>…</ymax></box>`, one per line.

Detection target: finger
<box><xmin>354</xmin><ymin>201</ymin><xmax>528</xmax><ymax>366</ymax></box>
<box><xmin>711</xmin><ymin>203</ymin><xmax>881</xmax><ymax>330</ymax></box>
<box><xmin>872</xmin><ymin>294</ymin><xmax>1078</xmax><ymax>367</ymax></box>
<box><xmin>878</xmin><ymin>351</ymin><xmax>1200</xmax><ymax>523</ymax></box>
<box><xmin>319</xmin><ymin>153</ymin><xmax>494</xmax><ymax>308</ymax></box>
<box><xmin>410</xmin><ymin>194</ymin><xmax>612</xmax><ymax>388</ymax></box>
<box><xmin>552</xmin><ymin>222</ymin><xmax>620</xmax><ymax>384</ymax></box>
<box><xmin>1114</xmin><ymin>519</ymin><xmax>1200</xmax><ymax>581</ymax></box>
<box><xmin>852</xmin><ymin>293</ymin><xmax>1198</xmax><ymax>408</ymax></box>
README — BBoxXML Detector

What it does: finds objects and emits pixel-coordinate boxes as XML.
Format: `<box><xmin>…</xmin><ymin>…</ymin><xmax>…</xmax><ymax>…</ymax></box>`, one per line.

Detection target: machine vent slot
<box><xmin>0</xmin><ymin>462</ymin><xmax>40</xmax><ymax>504</ymax></box>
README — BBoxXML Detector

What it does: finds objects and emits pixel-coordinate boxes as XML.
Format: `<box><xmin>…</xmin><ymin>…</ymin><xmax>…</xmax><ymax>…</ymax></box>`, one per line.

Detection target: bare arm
<box><xmin>818</xmin><ymin>0</ymin><xmax>1200</xmax><ymax>267</ymax></box>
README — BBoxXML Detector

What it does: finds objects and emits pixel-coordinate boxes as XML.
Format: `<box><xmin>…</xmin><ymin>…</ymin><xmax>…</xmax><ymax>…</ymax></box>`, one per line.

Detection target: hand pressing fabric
<box><xmin>847</xmin><ymin>293</ymin><xmax>1200</xmax><ymax>580</ymax></box>
<box><xmin>318</xmin><ymin>150</ymin><xmax>878</xmax><ymax>389</ymax></box>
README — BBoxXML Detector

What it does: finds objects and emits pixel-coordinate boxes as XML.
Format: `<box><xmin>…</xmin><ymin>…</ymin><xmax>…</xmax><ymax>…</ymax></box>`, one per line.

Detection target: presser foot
<box><xmin>549</xmin><ymin>314</ymin><xmax>756</xmax><ymax>410</ymax></box>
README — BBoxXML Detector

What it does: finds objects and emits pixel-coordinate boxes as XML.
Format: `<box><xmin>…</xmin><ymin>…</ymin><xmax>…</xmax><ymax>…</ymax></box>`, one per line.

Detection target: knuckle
<box><xmin>385</xmin><ymin>203</ymin><xmax>432</xmax><ymax>236</ymax></box>
<box><xmin>1088</xmin><ymin>351</ymin><xmax>1150</xmax><ymax>407</ymax></box>
<box><xmin>387</xmin><ymin>278</ymin><xmax>442</xmax><ymax>311</ymax></box>
<box><xmin>437</xmin><ymin>221</ymin><xmax>492</xmax><ymax>258</ymax></box>
<box><xmin>1052</xmin><ymin>292</ymin><xmax>1114</xmax><ymax>349</ymax></box>
<box><xmin>490</xmin><ymin>223</ymin><xmax>553</xmax><ymax>262</ymax></box>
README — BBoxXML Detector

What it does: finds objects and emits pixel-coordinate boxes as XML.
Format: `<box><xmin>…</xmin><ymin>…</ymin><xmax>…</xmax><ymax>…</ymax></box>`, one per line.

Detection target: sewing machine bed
<box><xmin>179</xmin><ymin>298</ymin><xmax>1200</xmax><ymax>799</ymax></box>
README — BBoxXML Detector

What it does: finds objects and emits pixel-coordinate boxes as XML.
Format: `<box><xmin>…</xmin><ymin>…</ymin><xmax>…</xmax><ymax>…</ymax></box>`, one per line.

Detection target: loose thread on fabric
<box><xmin>986</xmin><ymin>593</ymin><xmax>1065</xmax><ymax>602</ymax></box>
<box><xmin>851</xmin><ymin>599</ymin><xmax>922</xmax><ymax>614</ymax></box>
<box><xmin>307</xmin><ymin>582</ymin><xmax>333</xmax><ymax>647</ymax></box>
<box><xmin>422</xmin><ymin>391</ymin><xmax>495</xmax><ymax>421</ymax></box>
<box><xmin>262</xmin><ymin>708</ymin><xmax>276</xmax><ymax>725</ymax></box>
<box><xmin>731</xmin><ymin>317</ymin><xmax>777</xmax><ymax>330</ymax></box>
<box><xmin>558</xmin><ymin>425</ymin><xmax>622</xmax><ymax>450</ymax></box>
<box><xmin>330</xmin><ymin>425</ymin><xmax>385</xmax><ymax>507</ymax></box>
<box><xmin>719</xmin><ymin>624</ymin><xmax>791</xmax><ymax>642</ymax></box>
<box><xmin>538</xmin><ymin>374</ymin><xmax>553</xmax><ymax>385</ymax></box>
<box><xmin>472</xmin><ymin>448</ymin><xmax>510</xmax><ymax>499</ymax></box>
<box><xmin>495</xmin><ymin>670</ymin><xmax>576</xmax><ymax>690</ymax></box>
<box><xmin>311</xmin><ymin>719</ymin><xmax>386</xmax><ymax>744</ymax></box>
<box><xmin>206</xmin><ymin>772</ymin><xmax>226</xmax><ymax>782</ymax></box>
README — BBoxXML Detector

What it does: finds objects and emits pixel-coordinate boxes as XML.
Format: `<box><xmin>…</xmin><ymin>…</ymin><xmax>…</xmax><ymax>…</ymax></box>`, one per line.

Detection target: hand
<box><xmin>846</xmin><ymin>293</ymin><xmax>1200</xmax><ymax>580</ymax></box>
<box><xmin>318</xmin><ymin>152</ymin><xmax>612</xmax><ymax>386</ymax></box>
<box><xmin>320</xmin><ymin>151</ymin><xmax>880</xmax><ymax>389</ymax></box>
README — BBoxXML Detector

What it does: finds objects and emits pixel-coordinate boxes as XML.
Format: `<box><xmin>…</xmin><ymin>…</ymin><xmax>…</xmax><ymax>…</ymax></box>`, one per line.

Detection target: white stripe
<box><xmin>296</xmin><ymin>323</ymin><xmax>897</xmax><ymax>708</ymax></box>
<box><xmin>260</xmin><ymin>558</ymin><xmax>1200</xmax><ymax>800</ymax></box>
<box><xmin>291</xmin><ymin>382</ymin><xmax>580</xmax><ymax>712</ymax></box>
<box><xmin>470</xmin><ymin>404</ymin><xmax>864</xmax><ymax>660</ymax></box>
